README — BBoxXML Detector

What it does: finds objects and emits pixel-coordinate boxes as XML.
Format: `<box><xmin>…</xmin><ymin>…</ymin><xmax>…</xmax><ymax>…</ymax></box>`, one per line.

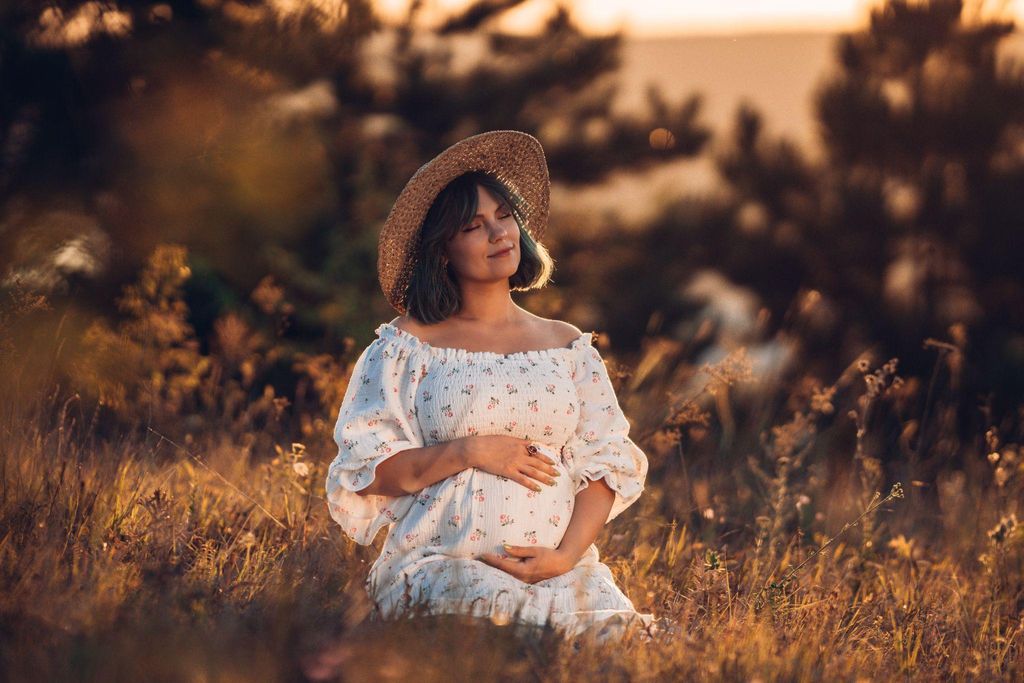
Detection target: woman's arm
<box><xmin>478</xmin><ymin>477</ymin><xmax>615</xmax><ymax>583</ymax></box>
<box><xmin>357</xmin><ymin>435</ymin><xmax>561</xmax><ymax>497</ymax></box>
<box><xmin>554</xmin><ymin>477</ymin><xmax>616</xmax><ymax>561</ymax></box>
<box><xmin>355</xmin><ymin>439</ymin><xmax>471</xmax><ymax>497</ymax></box>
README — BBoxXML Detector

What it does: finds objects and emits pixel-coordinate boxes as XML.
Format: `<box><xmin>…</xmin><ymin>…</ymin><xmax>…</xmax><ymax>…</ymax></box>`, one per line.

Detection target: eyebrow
<box><xmin>472</xmin><ymin>201</ymin><xmax>510</xmax><ymax>219</ymax></box>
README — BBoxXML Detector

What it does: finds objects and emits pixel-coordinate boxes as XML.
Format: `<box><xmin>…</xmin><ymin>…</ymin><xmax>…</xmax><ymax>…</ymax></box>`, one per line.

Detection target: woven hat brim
<box><xmin>378</xmin><ymin>130</ymin><xmax>550</xmax><ymax>314</ymax></box>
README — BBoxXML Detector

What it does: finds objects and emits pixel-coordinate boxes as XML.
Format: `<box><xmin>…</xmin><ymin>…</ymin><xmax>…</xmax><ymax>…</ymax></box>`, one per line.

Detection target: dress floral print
<box><xmin>325</xmin><ymin>321</ymin><xmax>651</xmax><ymax>638</ymax></box>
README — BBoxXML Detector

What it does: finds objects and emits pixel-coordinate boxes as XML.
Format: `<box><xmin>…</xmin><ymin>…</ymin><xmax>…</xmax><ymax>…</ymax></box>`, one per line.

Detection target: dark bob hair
<box><xmin>404</xmin><ymin>170</ymin><xmax>555</xmax><ymax>324</ymax></box>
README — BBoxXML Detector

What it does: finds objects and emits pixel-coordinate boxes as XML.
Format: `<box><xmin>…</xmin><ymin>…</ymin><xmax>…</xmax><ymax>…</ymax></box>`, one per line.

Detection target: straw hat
<box><xmin>377</xmin><ymin>130</ymin><xmax>550</xmax><ymax>314</ymax></box>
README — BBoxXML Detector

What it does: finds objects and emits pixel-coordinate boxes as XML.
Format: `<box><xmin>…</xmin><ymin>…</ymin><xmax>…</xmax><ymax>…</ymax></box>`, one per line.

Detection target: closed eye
<box><xmin>463</xmin><ymin>210</ymin><xmax>513</xmax><ymax>231</ymax></box>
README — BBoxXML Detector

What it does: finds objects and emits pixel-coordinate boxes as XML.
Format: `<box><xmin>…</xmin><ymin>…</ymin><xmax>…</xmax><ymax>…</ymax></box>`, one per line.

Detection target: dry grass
<box><xmin>1</xmin><ymin>246</ymin><xmax>1021</xmax><ymax>681</ymax></box>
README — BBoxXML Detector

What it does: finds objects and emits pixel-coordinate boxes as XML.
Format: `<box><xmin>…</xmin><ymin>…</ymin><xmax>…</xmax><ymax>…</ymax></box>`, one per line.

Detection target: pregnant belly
<box><xmin>407</xmin><ymin>444</ymin><xmax>577</xmax><ymax>558</ymax></box>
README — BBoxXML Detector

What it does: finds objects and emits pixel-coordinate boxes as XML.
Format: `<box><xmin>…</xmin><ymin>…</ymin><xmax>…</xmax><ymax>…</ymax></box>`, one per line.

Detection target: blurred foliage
<box><xmin>558</xmin><ymin>0</ymin><xmax>1024</xmax><ymax>450</ymax></box>
<box><xmin>2</xmin><ymin>255</ymin><xmax>1023</xmax><ymax>679</ymax></box>
<box><xmin>0</xmin><ymin>0</ymin><xmax>708</xmax><ymax>343</ymax></box>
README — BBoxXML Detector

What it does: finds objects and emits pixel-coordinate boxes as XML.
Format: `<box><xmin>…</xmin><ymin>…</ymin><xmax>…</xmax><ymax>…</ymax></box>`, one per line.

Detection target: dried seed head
<box><xmin>810</xmin><ymin>386</ymin><xmax>836</xmax><ymax>414</ymax></box>
<box><xmin>985</xmin><ymin>427</ymin><xmax>999</xmax><ymax>452</ymax></box>
<box><xmin>987</xmin><ymin>514</ymin><xmax>1018</xmax><ymax>544</ymax></box>
<box><xmin>864</xmin><ymin>374</ymin><xmax>881</xmax><ymax>397</ymax></box>
<box><xmin>994</xmin><ymin>466</ymin><xmax>1010</xmax><ymax>488</ymax></box>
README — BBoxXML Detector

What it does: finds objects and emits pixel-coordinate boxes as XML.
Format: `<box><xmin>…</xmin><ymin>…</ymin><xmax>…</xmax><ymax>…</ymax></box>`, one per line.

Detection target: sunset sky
<box><xmin>372</xmin><ymin>0</ymin><xmax>1022</xmax><ymax>36</ymax></box>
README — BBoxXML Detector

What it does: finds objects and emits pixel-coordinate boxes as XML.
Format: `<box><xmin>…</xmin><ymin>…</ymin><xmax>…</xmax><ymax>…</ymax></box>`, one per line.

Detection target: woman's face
<box><xmin>445</xmin><ymin>183</ymin><xmax>520</xmax><ymax>284</ymax></box>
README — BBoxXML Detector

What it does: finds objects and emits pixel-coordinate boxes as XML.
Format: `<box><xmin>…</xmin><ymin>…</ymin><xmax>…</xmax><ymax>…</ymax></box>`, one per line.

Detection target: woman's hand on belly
<box><xmin>477</xmin><ymin>544</ymin><xmax>576</xmax><ymax>584</ymax></box>
<box><xmin>463</xmin><ymin>435</ymin><xmax>561</xmax><ymax>492</ymax></box>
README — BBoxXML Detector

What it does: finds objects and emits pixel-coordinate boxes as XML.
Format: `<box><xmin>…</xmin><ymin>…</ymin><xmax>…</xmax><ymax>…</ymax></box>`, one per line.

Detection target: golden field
<box><xmin>1</xmin><ymin>245</ymin><xmax>1021</xmax><ymax>681</ymax></box>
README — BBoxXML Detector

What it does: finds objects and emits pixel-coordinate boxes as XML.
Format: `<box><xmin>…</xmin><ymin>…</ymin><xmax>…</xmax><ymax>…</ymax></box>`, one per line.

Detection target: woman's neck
<box><xmin>452</xmin><ymin>285</ymin><xmax>524</xmax><ymax>327</ymax></box>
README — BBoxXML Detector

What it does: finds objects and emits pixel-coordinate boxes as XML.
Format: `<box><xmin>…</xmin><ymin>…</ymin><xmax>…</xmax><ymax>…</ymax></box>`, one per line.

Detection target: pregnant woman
<box><xmin>325</xmin><ymin>130</ymin><xmax>652</xmax><ymax>640</ymax></box>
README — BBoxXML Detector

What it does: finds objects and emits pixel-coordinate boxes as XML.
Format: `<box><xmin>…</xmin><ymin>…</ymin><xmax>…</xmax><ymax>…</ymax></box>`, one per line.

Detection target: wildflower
<box><xmin>769</xmin><ymin>411</ymin><xmax>813</xmax><ymax>461</ymax></box>
<box><xmin>795</xmin><ymin>494</ymin><xmax>811</xmax><ymax>512</ymax></box>
<box><xmin>292</xmin><ymin>461</ymin><xmax>310</xmax><ymax>477</ymax></box>
<box><xmin>704</xmin><ymin>548</ymin><xmax>721</xmax><ymax>570</ymax></box>
<box><xmin>668</xmin><ymin>398</ymin><xmax>711</xmax><ymax>428</ymax></box>
<box><xmin>887</xmin><ymin>534</ymin><xmax>915</xmax><ymax>560</ymax></box>
<box><xmin>239</xmin><ymin>531</ymin><xmax>257</xmax><ymax>549</ymax></box>
<box><xmin>856</xmin><ymin>358</ymin><xmax>870</xmax><ymax>373</ymax></box>
<box><xmin>701</xmin><ymin>347</ymin><xmax>754</xmax><ymax>396</ymax></box>
<box><xmin>889</xmin><ymin>482</ymin><xmax>904</xmax><ymax>499</ymax></box>
<box><xmin>810</xmin><ymin>386</ymin><xmax>836</xmax><ymax>414</ymax></box>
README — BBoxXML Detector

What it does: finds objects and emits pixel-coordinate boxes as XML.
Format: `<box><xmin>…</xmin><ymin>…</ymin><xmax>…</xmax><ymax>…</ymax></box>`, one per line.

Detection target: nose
<box><xmin>488</xmin><ymin>220</ymin><xmax>511</xmax><ymax>243</ymax></box>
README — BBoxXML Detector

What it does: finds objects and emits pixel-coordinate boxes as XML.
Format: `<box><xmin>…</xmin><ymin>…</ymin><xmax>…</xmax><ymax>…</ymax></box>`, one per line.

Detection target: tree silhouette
<box><xmin>574</xmin><ymin>0</ymin><xmax>1024</xmax><ymax>435</ymax></box>
<box><xmin>812</xmin><ymin>0</ymin><xmax>1024</xmax><ymax>411</ymax></box>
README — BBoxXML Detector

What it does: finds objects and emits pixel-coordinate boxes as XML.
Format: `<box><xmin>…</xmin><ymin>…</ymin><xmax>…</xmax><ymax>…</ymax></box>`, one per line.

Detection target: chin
<box><xmin>486</xmin><ymin>254</ymin><xmax>519</xmax><ymax>272</ymax></box>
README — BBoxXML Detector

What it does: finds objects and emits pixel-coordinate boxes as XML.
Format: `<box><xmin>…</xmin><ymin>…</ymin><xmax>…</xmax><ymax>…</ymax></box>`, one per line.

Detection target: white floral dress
<box><xmin>325</xmin><ymin>320</ymin><xmax>652</xmax><ymax>638</ymax></box>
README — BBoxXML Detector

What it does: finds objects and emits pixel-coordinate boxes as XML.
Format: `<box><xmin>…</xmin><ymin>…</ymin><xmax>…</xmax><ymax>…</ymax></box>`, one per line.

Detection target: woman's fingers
<box><xmin>478</xmin><ymin>552</ymin><xmax>538</xmax><ymax>582</ymax></box>
<box><xmin>518</xmin><ymin>465</ymin><xmax>552</xmax><ymax>486</ymax></box>
<box><xmin>501</xmin><ymin>544</ymin><xmax>537</xmax><ymax>558</ymax></box>
<box><xmin>512</xmin><ymin>473</ymin><xmax>543</xmax><ymax>491</ymax></box>
<box><xmin>479</xmin><ymin>553</ymin><xmax>525</xmax><ymax>577</ymax></box>
<box><xmin>520</xmin><ymin>464</ymin><xmax>557</xmax><ymax>486</ymax></box>
<box><xmin>524</xmin><ymin>452</ymin><xmax>560</xmax><ymax>477</ymax></box>
<box><xmin>525</xmin><ymin>443</ymin><xmax>558</xmax><ymax>466</ymax></box>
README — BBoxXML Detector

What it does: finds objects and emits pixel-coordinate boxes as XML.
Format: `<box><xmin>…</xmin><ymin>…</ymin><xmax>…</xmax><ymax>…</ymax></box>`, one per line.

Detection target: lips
<box><xmin>489</xmin><ymin>246</ymin><xmax>513</xmax><ymax>257</ymax></box>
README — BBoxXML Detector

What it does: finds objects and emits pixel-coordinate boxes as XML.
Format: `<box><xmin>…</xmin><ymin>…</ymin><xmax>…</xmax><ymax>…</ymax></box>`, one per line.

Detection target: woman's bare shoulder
<box><xmin>391</xmin><ymin>314</ymin><xmax>452</xmax><ymax>344</ymax></box>
<box><xmin>390</xmin><ymin>314</ymin><xmax>429</xmax><ymax>336</ymax></box>
<box><xmin>540</xmin><ymin>318</ymin><xmax>585</xmax><ymax>346</ymax></box>
<box><xmin>390</xmin><ymin>314</ymin><xmax>413</xmax><ymax>332</ymax></box>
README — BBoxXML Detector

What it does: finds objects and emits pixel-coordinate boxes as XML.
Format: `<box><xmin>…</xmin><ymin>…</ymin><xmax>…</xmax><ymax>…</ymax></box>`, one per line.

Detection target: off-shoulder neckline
<box><xmin>374</xmin><ymin>321</ymin><xmax>593</xmax><ymax>361</ymax></box>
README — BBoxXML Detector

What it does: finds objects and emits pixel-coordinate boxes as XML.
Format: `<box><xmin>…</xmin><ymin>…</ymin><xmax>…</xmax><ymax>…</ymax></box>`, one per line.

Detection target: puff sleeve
<box><xmin>562</xmin><ymin>341</ymin><xmax>649</xmax><ymax>523</ymax></box>
<box><xmin>325</xmin><ymin>336</ymin><xmax>426</xmax><ymax>545</ymax></box>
